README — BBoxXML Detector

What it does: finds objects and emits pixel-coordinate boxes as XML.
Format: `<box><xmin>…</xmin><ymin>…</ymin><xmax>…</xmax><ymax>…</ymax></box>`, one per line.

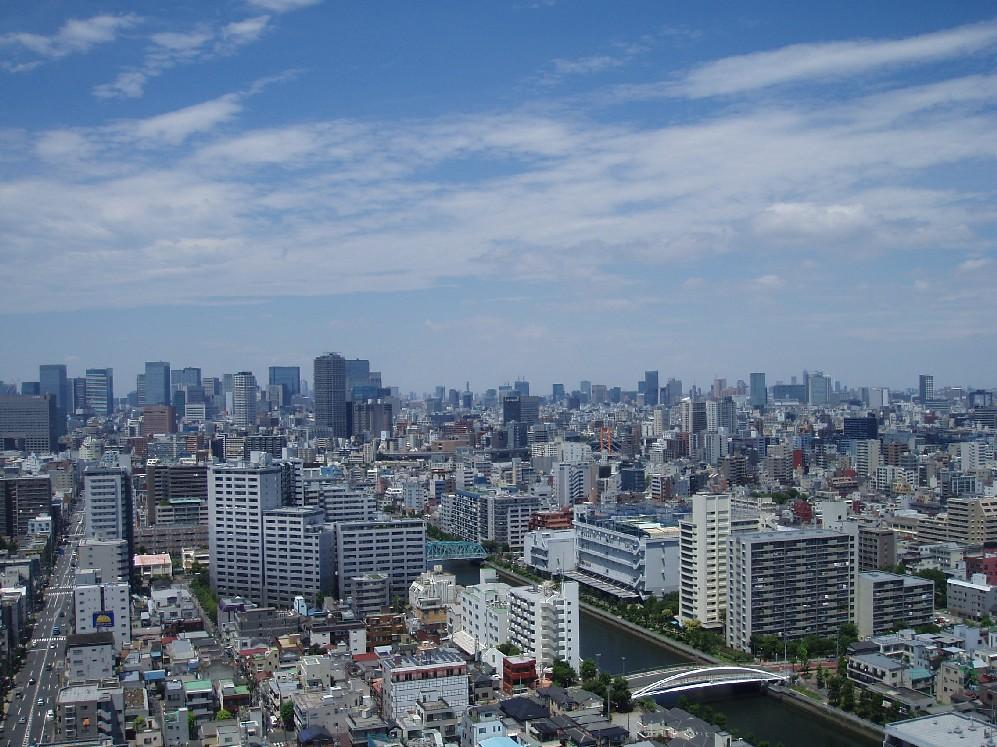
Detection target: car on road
<box><xmin>19</xmin><ymin>716</ymin><xmax>26</xmax><ymax>724</ymax></box>
<box><xmin>27</xmin><ymin>678</ymin><xmax>35</xmax><ymax>685</ymax></box>
<box><xmin>37</xmin><ymin>697</ymin><xmax>44</xmax><ymax>706</ymax></box>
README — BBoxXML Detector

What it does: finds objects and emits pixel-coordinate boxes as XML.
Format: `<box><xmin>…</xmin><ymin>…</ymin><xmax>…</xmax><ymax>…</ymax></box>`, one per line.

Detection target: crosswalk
<box><xmin>33</xmin><ymin>636</ymin><xmax>67</xmax><ymax>644</ymax></box>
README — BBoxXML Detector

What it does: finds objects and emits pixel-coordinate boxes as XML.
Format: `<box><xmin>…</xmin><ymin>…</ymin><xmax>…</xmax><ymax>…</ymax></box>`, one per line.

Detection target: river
<box><xmin>442</xmin><ymin>561</ymin><xmax>880</xmax><ymax>747</ymax></box>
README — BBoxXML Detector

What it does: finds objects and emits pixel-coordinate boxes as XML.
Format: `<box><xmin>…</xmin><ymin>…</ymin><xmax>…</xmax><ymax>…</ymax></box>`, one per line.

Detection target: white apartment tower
<box><xmin>262</xmin><ymin>506</ymin><xmax>332</xmax><ymax>608</ymax></box>
<box><xmin>508</xmin><ymin>580</ymin><xmax>580</xmax><ymax>675</ymax></box>
<box><xmin>679</xmin><ymin>493</ymin><xmax>733</xmax><ymax>629</ymax></box>
<box><xmin>232</xmin><ymin>371</ymin><xmax>257</xmax><ymax>427</ymax></box>
<box><xmin>83</xmin><ymin>467</ymin><xmax>133</xmax><ymax>565</ymax></box>
<box><xmin>74</xmin><ymin>581</ymin><xmax>132</xmax><ymax>651</ymax></box>
<box><xmin>208</xmin><ymin>463</ymin><xmax>282</xmax><ymax>604</ymax></box>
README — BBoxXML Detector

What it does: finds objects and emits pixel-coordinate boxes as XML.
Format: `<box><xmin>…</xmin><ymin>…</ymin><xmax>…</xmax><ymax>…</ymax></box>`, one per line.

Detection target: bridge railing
<box><xmin>426</xmin><ymin>540</ymin><xmax>488</xmax><ymax>561</ymax></box>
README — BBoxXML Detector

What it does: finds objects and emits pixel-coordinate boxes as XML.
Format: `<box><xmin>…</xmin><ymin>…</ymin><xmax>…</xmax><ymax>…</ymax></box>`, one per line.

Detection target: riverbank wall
<box><xmin>769</xmin><ymin>685</ymin><xmax>885</xmax><ymax>743</ymax></box>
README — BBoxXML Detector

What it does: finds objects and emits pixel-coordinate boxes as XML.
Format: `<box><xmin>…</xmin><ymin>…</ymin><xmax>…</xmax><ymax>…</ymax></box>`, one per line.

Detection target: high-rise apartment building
<box><xmin>749</xmin><ymin>372</ymin><xmax>767</xmax><ymax>409</ymax></box>
<box><xmin>85</xmin><ymin>368</ymin><xmax>114</xmax><ymax>416</ymax></box>
<box><xmin>232</xmin><ymin>371</ymin><xmax>257</xmax><ymax>427</ymax></box>
<box><xmin>856</xmin><ymin>571</ymin><xmax>934</xmax><ymax>638</ymax></box>
<box><xmin>726</xmin><ymin>529</ymin><xmax>854</xmax><ymax>652</ymax></box>
<box><xmin>918</xmin><ymin>374</ymin><xmax>934</xmax><ymax>404</ymax></box>
<box><xmin>208</xmin><ymin>463</ymin><xmax>283</xmax><ymax>604</ymax></box>
<box><xmin>679</xmin><ymin>493</ymin><xmax>758</xmax><ymax>629</ymax></box>
<box><xmin>144</xmin><ymin>362</ymin><xmax>171</xmax><ymax>406</ymax></box>
<box><xmin>83</xmin><ymin>467</ymin><xmax>134</xmax><ymax>565</ymax></box>
<box><xmin>507</xmin><ymin>580</ymin><xmax>580</xmax><ymax>673</ymax></box>
<box><xmin>39</xmin><ymin>364</ymin><xmax>69</xmax><ymax>416</ymax></box>
<box><xmin>0</xmin><ymin>394</ymin><xmax>62</xmax><ymax>452</ymax></box>
<box><xmin>333</xmin><ymin>518</ymin><xmax>426</xmax><ymax>598</ymax></box>
<box><xmin>314</xmin><ymin>353</ymin><xmax>348</xmax><ymax>438</ymax></box>
<box><xmin>262</xmin><ymin>507</ymin><xmax>332</xmax><ymax>608</ymax></box>
<box><xmin>644</xmin><ymin>371</ymin><xmax>659</xmax><ymax>406</ymax></box>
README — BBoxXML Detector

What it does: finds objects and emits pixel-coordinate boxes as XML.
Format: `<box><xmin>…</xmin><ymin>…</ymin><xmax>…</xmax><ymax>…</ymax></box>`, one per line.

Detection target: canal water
<box><xmin>443</xmin><ymin>562</ymin><xmax>879</xmax><ymax>747</ymax></box>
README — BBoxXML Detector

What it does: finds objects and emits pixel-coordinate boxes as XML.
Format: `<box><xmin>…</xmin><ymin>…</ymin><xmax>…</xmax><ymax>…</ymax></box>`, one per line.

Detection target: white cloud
<box><xmin>247</xmin><ymin>0</ymin><xmax>321</xmax><ymax>12</ymax></box>
<box><xmin>1</xmin><ymin>14</ymin><xmax>139</xmax><ymax>70</ymax></box>
<box><xmin>129</xmin><ymin>94</ymin><xmax>244</xmax><ymax>144</ymax></box>
<box><xmin>957</xmin><ymin>257</ymin><xmax>992</xmax><ymax>273</ymax></box>
<box><xmin>221</xmin><ymin>16</ymin><xmax>271</xmax><ymax>49</ymax></box>
<box><xmin>5</xmin><ymin>61</ymin><xmax>997</xmax><ymax>314</ymax></box>
<box><xmin>93</xmin><ymin>71</ymin><xmax>149</xmax><ymax>99</ymax></box>
<box><xmin>673</xmin><ymin>20</ymin><xmax>997</xmax><ymax>97</ymax></box>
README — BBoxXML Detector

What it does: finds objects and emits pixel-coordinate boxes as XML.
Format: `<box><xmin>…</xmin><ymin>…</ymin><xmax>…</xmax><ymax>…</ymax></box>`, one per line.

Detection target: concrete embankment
<box><xmin>768</xmin><ymin>685</ymin><xmax>885</xmax><ymax>742</ymax></box>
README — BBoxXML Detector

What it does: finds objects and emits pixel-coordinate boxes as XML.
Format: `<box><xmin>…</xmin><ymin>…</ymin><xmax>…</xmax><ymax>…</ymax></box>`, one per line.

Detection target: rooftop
<box><xmin>885</xmin><ymin>713</ymin><xmax>997</xmax><ymax>747</ymax></box>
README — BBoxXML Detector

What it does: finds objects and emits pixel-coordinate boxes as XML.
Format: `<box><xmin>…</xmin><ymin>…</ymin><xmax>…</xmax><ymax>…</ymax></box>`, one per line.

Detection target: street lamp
<box><xmin>621</xmin><ymin>656</ymin><xmax>626</xmax><ymax>675</ymax></box>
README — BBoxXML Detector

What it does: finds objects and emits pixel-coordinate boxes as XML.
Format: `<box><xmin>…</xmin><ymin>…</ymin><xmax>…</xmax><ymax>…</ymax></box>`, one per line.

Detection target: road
<box><xmin>2</xmin><ymin>507</ymin><xmax>83</xmax><ymax>747</ymax></box>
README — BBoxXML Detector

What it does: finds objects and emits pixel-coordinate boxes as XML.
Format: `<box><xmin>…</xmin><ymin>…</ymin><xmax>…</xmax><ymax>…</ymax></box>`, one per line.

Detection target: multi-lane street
<box><xmin>2</xmin><ymin>508</ymin><xmax>83</xmax><ymax>747</ymax></box>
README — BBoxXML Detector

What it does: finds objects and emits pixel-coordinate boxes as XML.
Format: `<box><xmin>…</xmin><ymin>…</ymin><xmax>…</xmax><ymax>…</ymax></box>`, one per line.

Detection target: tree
<box><xmin>914</xmin><ymin>568</ymin><xmax>948</xmax><ymax>608</ymax></box>
<box><xmin>550</xmin><ymin>659</ymin><xmax>578</xmax><ymax>687</ymax></box>
<box><xmin>826</xmin><ymin>677</ymin><xmax>842</xmax><ymax>707</ymax></box>
<box><xmin>188</xmin><ymin>712</ymin><xmax>198</xmax><ymax>739</ymax></box>
<box><xmin>280</xmin><ymin>700</ymin><xmax>295</xmax><ymax>730</ymax></box>
<box><xmin>636</xmin><ymin>697</ymin><xmax>658</xmax><ymax>713</ymax></box>
<box><xmin>610</xmin><ymin>676</ymin><xmax>632</xmax><ymax>713</ymax></box>
<box><xmin>797</xmin><ymin>643</ymin><xmax>811</xmax><ymax>676</ymax></box>
<box><xmin>215</xmin><ymin>708</ymin><xmax>234</xmax><ymax>720</ymax></box>
<box><xmin>840</xmin><ymin>680</ymin><xmax>856</xmax><ymax>712</ymax></box>
<box><xmin>580</xmin><ymin>659</ymin><xmax>598</xmax><ymax>680</ymax></box>
<box><xmin>815</xmin><ymin>665</ymin><xmax>826</xmax><ymax>688</ymax></box>
<box><xmin>496</xmin><ymin>643</ymin><xmax>522</xmax><ymax>656</ymax></box>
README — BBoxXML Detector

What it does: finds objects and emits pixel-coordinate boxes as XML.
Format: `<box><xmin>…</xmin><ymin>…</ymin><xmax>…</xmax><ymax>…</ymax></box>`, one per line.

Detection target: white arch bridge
<box><xmin>627</xmin><ymin>665</ymin><xmax>789</xmax><ymax>697</ymax></box>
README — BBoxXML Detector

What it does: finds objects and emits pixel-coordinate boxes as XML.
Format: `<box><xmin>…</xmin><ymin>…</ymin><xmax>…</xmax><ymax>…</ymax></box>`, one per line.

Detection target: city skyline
<box><xmin>2</xmin><ymin>1</ymin><xmax>996</xmax><ymax>391</ymax></box>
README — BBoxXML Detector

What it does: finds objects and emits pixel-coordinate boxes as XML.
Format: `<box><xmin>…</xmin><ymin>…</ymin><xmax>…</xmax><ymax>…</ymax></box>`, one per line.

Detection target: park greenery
<box><xmin>189</xmin><ymin>562</ymin><xmax>218</xmax><ymax>624</ymax></box>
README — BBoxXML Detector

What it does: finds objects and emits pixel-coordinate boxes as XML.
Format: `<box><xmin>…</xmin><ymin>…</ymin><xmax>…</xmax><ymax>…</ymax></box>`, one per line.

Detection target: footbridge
<box><xmin>426</xmin><ymin>540</ymin><xmax>487</xmax><ymax>562</ymax></box>
<box><xmin>627</xmin><ymin>665</ymin><xmax>789</xmax><ymax>697</ymax></box>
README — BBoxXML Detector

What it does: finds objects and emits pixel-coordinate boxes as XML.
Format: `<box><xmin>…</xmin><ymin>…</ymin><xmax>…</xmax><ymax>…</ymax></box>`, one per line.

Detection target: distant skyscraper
<box><xmin>39</xmin><ymin>364</ymin><xmax>68</xmax><ymax>415</ymax></box>
<box><xmin>680</xmin><ymin>398</ymin><xmax>707</xmax><ymax>434</ymax></box>
<box><xmin>268</xmin><ymin>366</ymin><xmax>301</xmax><ymax>401</ymax></box>
<box><xmin>0</xmin><ymin>394</ymin><xmax>62</xmax><ymax>452</ymax></box>
<box><xmin>70</xmin><ymin>377</ymin><xmax>88</xmax><ymax>413</ymax></box>
<box><xmin>807</xmin><ymin>371</ymin><xmax>832</xmax><ymax>406</ymax></box>
<box><xmin>314</xmin><ymin>353</ymin><xmax>347</xmax><ymax>438</ymax></box>
<box><xmin>919</xmin><ymin>374</ymin><xmax>934</xmax><ymax>403</ymax></box>
<box><xmin>644</xmin><ymin>370</ymin><xmax>659</xmax><ymax>406</ymax></box>
<box><xmin>345</xmin><ymin>359</ymin><xmax>371</xmax><ymax>395</ymax></box>
<box><xmin>143</xmin><ymin>362</ymin><xmax>171</xmax><ymax>406</ymax></box>
<box><xmin>749</xmin><ymin>372</ymin><xmax>767</xmax><ymax>409</ymax></box>
<box><xmin>232</xmin><ymin>371</ymin><xmax>257</xmax><ymax>427</ymax></box>
<box><xmin>552</xmin><ymin>383</ymin><xmax>565</xmax><ymax>402</ymax></box>
<box><xmin>85</xmin><ymin>368</ymin><xmax>113</xmax><ymax>416</ymax></box>
<box><xmin>171</xmin><ymin>367</ymin><xmax>201</xmax><ymax>392</ymax></box>
<box><xmin>135</xmin><ymin>374</ymin><xmax>146</xmax><ymax>405</ymax></box>
<box><xmin>665</xmin><ymin>378</ymin><xmax>683</xmax><ymax>406</ymax></box>
<box><xmin>514</xmin><ymin>380</ymin><xmax>530</xmax><ymax>396</ymax></box>
<box><xmin>20</xmin><ymin>382</ymin><xmax>40</xmax><ymax>395</ymax></box>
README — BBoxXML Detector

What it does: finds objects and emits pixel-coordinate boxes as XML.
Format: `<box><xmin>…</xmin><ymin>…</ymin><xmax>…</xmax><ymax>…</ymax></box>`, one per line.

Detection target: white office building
<box><xmin>381</xmin><ymin>648</ymin><xmax>469</xmax><ymax>722</ymax></box>
<box><xmin>522</xmin><ymin>529</ymin><xmax>577</xmax><ymax>576</ymax></box>
<box><xmin>208</xmin><ymin>463</ymin><xmax>283</xmax><ymax>604</ymax></box>
<box><xmin>553</xmin><ymin>463</ymin><xmax>591</xmax><ymax>507</ymax></box>
<box><xmin>508</xmin><ymin>580</ymin><xmax>580</xmax><ymax>675</ymax></box>
<box><xmin>83</xmin><ymin>467</ymin><xmax>132</xmax><ymax>550</ymax></box>
<box><xmin>74</xmin><ymin>581</ymin><xmax>131</xmax><ymax>650</ymax></box>
<box><xmin>77</xmin><ymin>538</ymin><xmax>129</xmax><ymax>584</ymax></box>
<box><xmin>454</xmin><ymin>569</ymin><xmax>512</xmax><ymax>652</ymax></box>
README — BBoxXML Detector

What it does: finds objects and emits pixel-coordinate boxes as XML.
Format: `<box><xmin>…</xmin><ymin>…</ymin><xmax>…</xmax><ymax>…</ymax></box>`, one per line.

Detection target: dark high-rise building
<box><xmin>552</xmin><ymin>383</ymin><xmax>565</xmax><ymax>402</ymax></box>
<box><xmin>20</xmin><ymin>382</ymin><xmax>40</xmax><ymax>395</ymax></box>
<box><xmin>171</xmin><ymin>367</ymin><xmax>202</xmax><ymax>392</ymax></box>
<box><xmin>644</xmin><ymin>370</ymin><xmax>659</xmax><ymax>406</ymax></box>
<box><xmin>844</xmin><ymin>414</ymin><xmax>879</xmax><ymax>441</ymax></box>
<box><xmin>749</xmin><ymin>372</ymin><xmax>767</xmax><ymax>409</ymax></box>
<box><xmin>345</xmin><ymin>359</ymin><xmax>371</xmax><ymax>392</ymax></box>
<box><xmin>268</xmin><ymin>366</ymin><xmax>301</xmax><ymax>401</ymax></box>
<box><xmin>919</xmin><ymin>374</ymin><xmax>934</xmax><ymax>404</ymax></box>
<box><xmin>85</xmin><ymin>368</ymin><xmax>114</xmax><ymax>416</ymax></box>
<box><xmin>0</xmin><ymin>394</ymin><xmax>62</xmax><ymax>452</ymax></box>
<box><xmin>664</xmin><ymin>378</ymin><xmax>683</xmax><ymax>406</ymax></box>
<box><xmin>39</xmin><ymin>364</ymin><xmax>69</xmax><ymax>416</ymax></box>
<box><xmin>0</xmin><ymin>475</ymin><xmax>53</xmax><ymax>538</ymax></box>
<box><xmin>503</xmin><ymin>394</ymin><xmax>539</xmax><ymax>425</ymax></box>
<box><xmin>70</xmin><ymin>377</ymin><xmax>88</xmax><ymax>413</ymax></box>
<box><xmin>514</xmin><ymin>380</ymin><xmax>530</xmax><ymax>396</ymax></box>
<box><xmin>314</xmin><ymin>353</ymin><xmax>348</xmax><ymax>438</ymax></box>
<box><xmin>144</xmin><ymin>362</ymin><xmax>171</xmax><ymax>406</ymax></box>
<box><xmin>145</xmin><ymin>462</ymin><xmax>208</xmax><ymax>525</ymax></box>
<box><xmin>352</xmin><ymin>400</ymin><xmax>394</xmax><ymax>438</ymax></box>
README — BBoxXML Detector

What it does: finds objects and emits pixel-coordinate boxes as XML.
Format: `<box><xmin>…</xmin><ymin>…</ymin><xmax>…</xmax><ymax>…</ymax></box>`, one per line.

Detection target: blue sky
<box><xmin>2</xmin><ymin>1</ymin><xmax>996</xmax><ymax>395</ymax></box>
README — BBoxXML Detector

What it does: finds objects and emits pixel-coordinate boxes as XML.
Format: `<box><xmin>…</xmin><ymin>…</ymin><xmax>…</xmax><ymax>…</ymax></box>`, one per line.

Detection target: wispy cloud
<box><xmin>247</xmin><ymin>0</ymin><xmax>322</xmax><ymax>12</ymax></box>
<box><xmin>957</xmin><ymin>256</ymin><xmax>992</xmax><ymax>273</ymax></box>
<box><xmin>672</xmin><ymin>19</ymin><xmax>997</xmax><ymax>97</ymax></box>
<box><xmin>93</xmin><ymin>7</ymin><xmax>299</xmax><ymax>98</ymax></box>
<box><xmin>1</xmin><ymin>14</ymin><xmax>139</xmax><ymax>72</ymax></box>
